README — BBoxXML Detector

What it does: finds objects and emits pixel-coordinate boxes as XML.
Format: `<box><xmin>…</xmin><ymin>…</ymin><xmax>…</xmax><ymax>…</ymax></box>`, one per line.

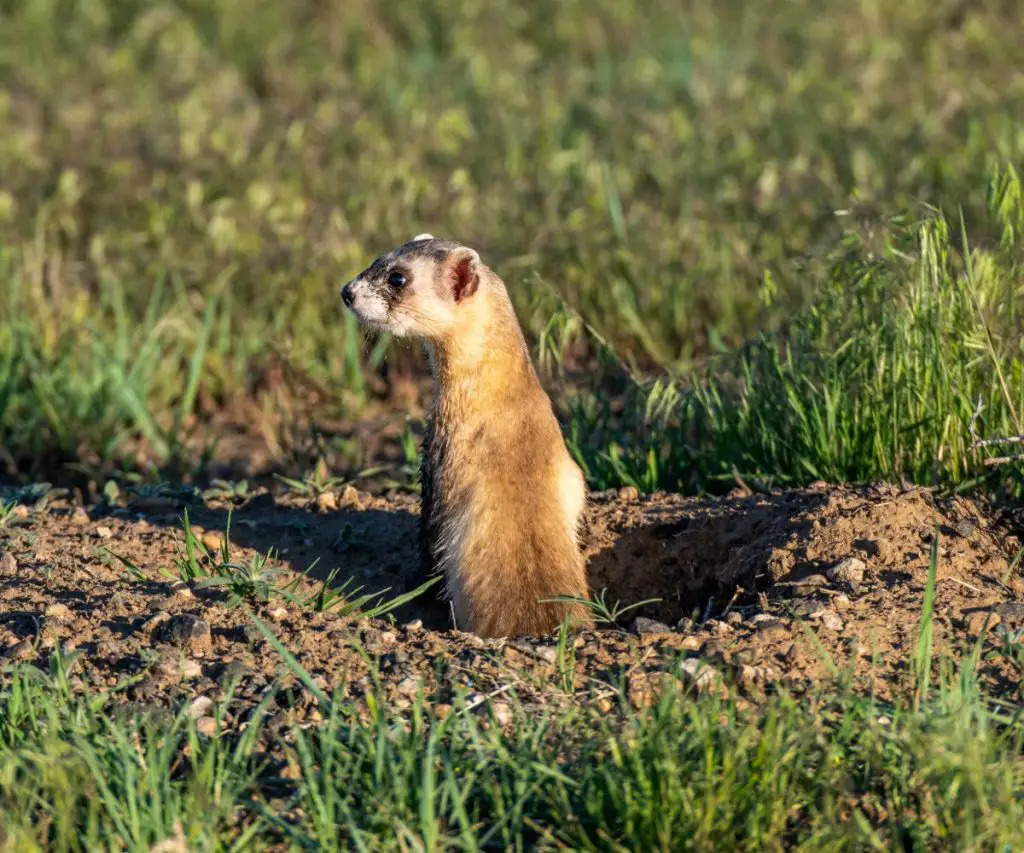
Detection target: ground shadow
<box><xmin>582</xmin><ymin>489</ymin><xmax>835</xmax><ymax>626</ymax></box>
<box><xmin>135</xmin><ymin>495</ymin><xmax>452</xmax><ymax>630</ymax></box>
<box><xmin>130</xmin><ymin>487</ymin><xmax>841</xmax><ymax>633</ymax></box>
<box><xmin>120</xmin><ymin>483</ymin><xmax>969</xmax><ymax>636</ymax></box>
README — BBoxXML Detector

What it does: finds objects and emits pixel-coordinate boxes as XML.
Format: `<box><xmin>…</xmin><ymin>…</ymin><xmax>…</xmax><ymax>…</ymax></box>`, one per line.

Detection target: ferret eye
<box><xmin>387</xmin><ymin>271</ymin><xmax>407</xmax><ymax>288</ymax></box>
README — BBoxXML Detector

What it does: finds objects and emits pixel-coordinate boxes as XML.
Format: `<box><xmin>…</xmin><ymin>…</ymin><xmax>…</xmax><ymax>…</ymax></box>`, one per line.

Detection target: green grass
<box><xmin>1</xmin><ymin>0</ymin><xmax>1024</xmax><ymax>484</ymax></box>
<box><xmin>565</xmin><ymin>171</ymin><xmax>1024</xmax><ymax>495</ymax></box>
<box><xmin>1</xmin><ymin>501</ymin><xmax>1022</xmax><ymax>849</ymax></box>
<box><xmin>3</xmin><ymin>630</ymin><xmax>1024</xmax><ymax>850</ymax></box>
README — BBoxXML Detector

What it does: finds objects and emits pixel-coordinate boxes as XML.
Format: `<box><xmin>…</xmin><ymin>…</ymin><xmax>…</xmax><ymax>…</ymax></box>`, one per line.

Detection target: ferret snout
<box><xmin>339</xmin><ymin>275</ymin><xmax>389</xmax><ymax>328</ymax></box>
<box><xmin>340</xmin><ymin>280</ymin><xmax>355</xmax><ymax>307</ymax></box>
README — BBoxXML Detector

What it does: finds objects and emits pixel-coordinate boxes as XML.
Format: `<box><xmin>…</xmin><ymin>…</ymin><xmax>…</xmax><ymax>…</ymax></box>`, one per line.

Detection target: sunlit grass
<box><xmin>2</xmin><ymin>0</ymin><xmax>1024</xmax><ymax>480</ymax></box>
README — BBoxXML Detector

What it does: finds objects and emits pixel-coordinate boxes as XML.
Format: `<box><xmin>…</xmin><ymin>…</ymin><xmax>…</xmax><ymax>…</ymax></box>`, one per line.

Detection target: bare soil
<box><xmin>1</xmin><ymin>482</ymin><xmax>1022</xmax><ymax>731</ymax></box>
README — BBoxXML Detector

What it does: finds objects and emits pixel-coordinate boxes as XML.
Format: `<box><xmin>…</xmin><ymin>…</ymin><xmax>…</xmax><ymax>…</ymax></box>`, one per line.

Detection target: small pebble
<box><xmin>632</xmin><ymin>617</ymin><xmax>672</xmax><ymax>636</ymax></box>
<box><xmin>200</xmin><ymin>531</ymin><xmax>224</xmax><ymax>553</ymax></box>
<box><xmin>195</xmin><ymin>716</ymin><xmax>218</xmax><ymax>737</ymax></box>
<box><xmin>733</xmin><ymin>648</ymin><xmax>757</xmax><ymax>666</ymax></box>
<box><xmin>220</xmin><ymin>660</ymin><xmax>252</xmax><ymax>685</ymax></box>
<box><xmin>758</xmin><ymin>621</ymin><xmax>789</xmax><ymax>641</ymax></box>
<box><xmin>95</xmin><ymin>526</ymin><xmax>114</xmax><ymax>539</ymax></box>
<box><xmin>617</xmin><ymin>486</ymin><xmax>640</xmax><ymax>502</ymax></box>
<box><xmin>316</xmin><ymin>491</ymin><xmax>338</xmax><ymax>512</ymax></box>
<box><xmin>966</xmin><ymin>611</ymin><xmax>1000</xmax><ymax>635</ymax></box>
<box><xmin>170</xmin><ymin>583</ymin><xmax>194</xmax><ymax>601</ymax></box>
<box><xmin>490</xmin><ymin>702</ymin><xmax>513</xmax><ymax>727</ymax></box>
<box><xmin>994</xmin><ymin>603</ymin><xmax>1024</xmax><ymax>623</ymax></box>
<box><xmin>44</xmin><ymin>603</ymin><xmax>73</xmax><ymax>623</ymax></box>
<box><xmin>396</xmin><ymin>677</ymin><xmax>420</xmax><ymax>698</ymax></box>
<box><xmin>738</xmin><ymin>664</ymin><xmax>758</xmax><ymax>687</ymax></box>
<box><xmin>143</xmin><ymin>612</ymin><xmax>171</xmax><ymax>634</ymax></box>
<box><xmin>339</xmin><ymin>485</ymin><xmax>362</xmax><ymax>509</ymax></box>
<box><xmin>241</xmin><ymin>624</ymin><xmax>263</xmax><ymax>645</ymax></box>
<box><xmin>827</xmin><ymin>557</ymin><xmax>865</xmax><ymax>585</ymax></box>
<box><xmin>3</xmin><ymin>639</ymin><xmax>34</xmax><ymax>661</ymax></box>
<box><xmin>405</xmin><ymin>619</ymin><xmax>424</xmax><ymax>632</ymax></box>
<box><xmin>849</xmin><ymin>641</ymin><xmax>870</xmax><ymax>659</ymax></box>
<box><xmin>796</xmin><ymin>601</ymin><xmax>826</xmax><ymax>618</ymax></box>
<box><xmin>700</xmin><ymin>639</ymin><xmax>727</xmax><ymax>660</ymax></box>
<box><xmin>164</xmin><ymin>615</ymin><xmax>212</xmax><ymax>653</ymax></box>
<box><xmin>955</xmin><ymin>518</ymin><xmax>977</xmax><ymax>539</ymax></box>
<box><xmin>680</xmin><ymin>658</ymin><xmax>720</xmax><ymax>691</ymax></box>
<box><xmin>156</xmin><ymin>653</ymin><xmax>202</xmax><ymax>682</ymax></box>
<box><xmin>187</xmin><ymin>696</ymin><xmax>214</xmax><ymax>720</ymax></box>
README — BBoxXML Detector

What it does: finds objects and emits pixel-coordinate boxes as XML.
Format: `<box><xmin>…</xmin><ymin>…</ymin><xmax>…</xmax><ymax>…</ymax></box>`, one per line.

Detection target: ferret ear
<box><xmin>412</xmin><ymin>233</ymin><xmax>434</xmax><ymax>242</ymax></box>
<box><xmin>444</xmin><ymin>247</ymin><xmax>480</xmax><ymax>303</ymax></box>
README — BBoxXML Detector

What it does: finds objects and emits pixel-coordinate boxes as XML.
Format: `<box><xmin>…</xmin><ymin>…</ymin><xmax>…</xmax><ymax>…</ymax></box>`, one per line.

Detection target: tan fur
<box><xmin>341</xmin><ymin>238</ymin><xmax>592</xmax><ymax>637</ymax></box>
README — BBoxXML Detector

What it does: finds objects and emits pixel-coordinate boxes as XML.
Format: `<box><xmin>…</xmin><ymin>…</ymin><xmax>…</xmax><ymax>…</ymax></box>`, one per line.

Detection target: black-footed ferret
<box><xmin>341</xmin><ymin>235</ymin><xmax>592</xmax><ymax>637</ymax></box>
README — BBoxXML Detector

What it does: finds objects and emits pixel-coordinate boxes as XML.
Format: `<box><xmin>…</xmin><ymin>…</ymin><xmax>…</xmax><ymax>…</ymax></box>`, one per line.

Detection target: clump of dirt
<box><xmin>0</xmin><ymin>482</ymin><xmax>1021</xmax><ymax>729</ymax></box>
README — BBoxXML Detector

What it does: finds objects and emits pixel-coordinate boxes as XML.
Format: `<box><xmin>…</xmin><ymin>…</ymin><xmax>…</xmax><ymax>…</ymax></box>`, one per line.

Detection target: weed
<box><xmin>171</xmin><ymin>509</ymin><xmax>216</xmax><ymax>583</ymax></box>
<box><xmin>103</xmin><ymin>548</ymin><xmax>146</xmax><ymax>583</ymax></box>
<box><xmin>547</xmin><ymin>588</ymin><xmax>663</xmax><ymax>627</ymax></box>
<box><xmin>290</xmin><ymin>569</ymin><xmax>442</xmax><ymax>619</ymax></box>
<box><xmin>913</xmin><ymin>530</ymin><xmax>941</xmax><ymax>708</ymax></box>
<box><xmin>555</xmin><ymin>616</ymin><xmax>578</xmax><ymax>694</ymax></box>
<box><xmin>201</xmin><ymin>479</ymin><xmax>251</xmax><ymax>502</ymax></box>
<box><xmin>274</xmin><ymin>460</ymin><xmax>346</xmax><ymax>498</ymax></box>
<box><xmin>195</xmin><ymin>550</ymin><xmax>288</xmax><ymax>609</ymax></box>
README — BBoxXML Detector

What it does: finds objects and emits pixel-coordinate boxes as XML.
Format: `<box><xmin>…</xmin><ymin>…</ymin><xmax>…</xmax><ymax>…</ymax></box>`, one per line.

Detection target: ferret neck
<box><xmin>427</xmin><ymin>292</ymin><xmax>531</xmax><ymax>391</ymax></box>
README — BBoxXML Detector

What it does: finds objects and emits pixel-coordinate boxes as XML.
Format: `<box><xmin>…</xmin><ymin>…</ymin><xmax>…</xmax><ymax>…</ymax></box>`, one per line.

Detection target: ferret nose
<box><xmin>341</xmin><ymin>283</ymin><xmax>354</xmax><ymax>307</ymax></box>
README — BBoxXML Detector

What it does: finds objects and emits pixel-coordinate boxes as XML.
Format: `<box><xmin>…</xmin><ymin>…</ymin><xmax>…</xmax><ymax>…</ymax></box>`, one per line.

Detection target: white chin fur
<box><xmin>349</xmin><ymin>292</ymin><xmax>389</xmax><ymax>328</ymax></box>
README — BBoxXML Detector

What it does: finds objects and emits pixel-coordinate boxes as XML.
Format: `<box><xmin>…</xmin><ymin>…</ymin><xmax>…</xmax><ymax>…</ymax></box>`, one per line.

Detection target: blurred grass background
<box><xmin>0</xmin><ymin>0</ymin><xmax>1021</xmax><ymax>492</ymax></box>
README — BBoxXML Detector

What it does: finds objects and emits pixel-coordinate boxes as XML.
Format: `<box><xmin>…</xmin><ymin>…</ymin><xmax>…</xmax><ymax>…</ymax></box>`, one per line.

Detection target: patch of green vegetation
<box><xmin>1</xmin><ymin>0</ymin><xmax>1023</xmax><ymax>480</ymax></box>
<box><xmin>105</xmin><ymin>508</ymin><xmax>441</xmax><ymax>617</ymax></box>
<box><xmin>3</xmin><ymin>625</ymin><xmax>1024</xmax><ymax>850</ymax></box>
<box><xmin>567</xmin><ymin>170</ymin><xmax>1024</xmax><ymax>495</ymax></box>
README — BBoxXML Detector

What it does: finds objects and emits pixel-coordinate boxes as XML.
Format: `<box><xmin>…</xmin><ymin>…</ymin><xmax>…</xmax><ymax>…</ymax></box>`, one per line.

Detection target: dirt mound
<box><xmin>0</xmin><ymin>483</ymin><xmax>1021</xmax><ymax>724</ymax></box>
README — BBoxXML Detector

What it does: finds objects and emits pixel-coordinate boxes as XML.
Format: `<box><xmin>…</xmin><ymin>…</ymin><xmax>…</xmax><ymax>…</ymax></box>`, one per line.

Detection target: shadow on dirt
<box><xmin>135</xmin><ymin>496</ymin><xmax>452</xmax><ymax>630</ymax></box>
<box><xmin>108</xmin><ymin>482</ymin><xmax>1006</xmax><ymax>635</ymax></box>
<box><xmin>125</xmin><ymin>488</ymin><xmax>849</xmax><ymax>633</ymax></box>
<box><xmin>583</xmin><ymin>490</ymin><xmax>834</xmax><ymax>626</ymax></box>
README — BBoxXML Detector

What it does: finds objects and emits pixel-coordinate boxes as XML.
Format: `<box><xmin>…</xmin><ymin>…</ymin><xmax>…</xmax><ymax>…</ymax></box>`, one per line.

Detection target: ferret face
<box><xmin>340</xmin><ymin>235</ymin><xmax>481</xmax><ymax>340</ymax></box>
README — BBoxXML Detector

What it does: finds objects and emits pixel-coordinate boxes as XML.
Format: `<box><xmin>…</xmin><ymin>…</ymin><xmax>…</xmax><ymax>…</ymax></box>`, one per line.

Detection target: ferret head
<box><xmin>340</xmin><ymin>235</ymin><xmax>484</xmax><ymax>340</ymax></box>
